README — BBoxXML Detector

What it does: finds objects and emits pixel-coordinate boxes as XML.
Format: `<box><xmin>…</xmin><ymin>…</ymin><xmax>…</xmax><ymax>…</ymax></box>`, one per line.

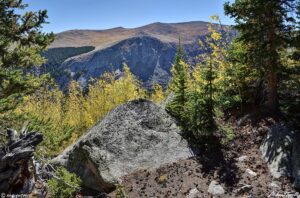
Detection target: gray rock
<box><xmin>160</xmin><ymin>92</ymin><xmax>174</xmax><ymax>108</ymax></box>
<box><xmin>260</xmin><ymin>124</ymin><xmax>293</xmax><ymax>178</ymax></box>
<box><xmin>208</xmin><ymin>181</ymin><xmax>225</xmax><ymax>196</ymax></box>
<box><xmin>237</xmin><ymin>114</ymin><xmax>251</xmax><ymax>126</ymax></box>
<box><xmin>186</xmin><ymin>188</ymin><xmax>200</xmax><ymax>198</ymax></box>
<box><xmin>245</xmin><ymin>169</ymin><xmax>257</xmax><ymax>177</ymax></box>
<box><xmin>52</xmin><ymin>99</ymin><xmax>192</xmax><ymax>192</ymax></box>
<box><xmin>235</xmin><ymin>184</ymin><xmax>252</xmax><ymax>194</ymax></box>
<box><xmin>292</xmin><ymin>133</ymin><xmax>300</xmax><ymax>189</ymax></box>
<box><xmin>260</xmin><ymin>124</ymin><xmax>300</xmax><ymax>189</ymax></box>
<box><xmin>270</xmin><ymin>181</ymin><xmax>280</xmax><ymax>189</ymax></box>
<box><xmin>237</xmin><ymin>155</ymin><xmax>248</xmax><ymax>162</ymax></box>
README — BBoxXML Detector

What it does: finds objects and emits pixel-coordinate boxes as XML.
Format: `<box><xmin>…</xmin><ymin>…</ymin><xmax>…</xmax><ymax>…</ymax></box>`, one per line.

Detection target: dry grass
<box><xmin>50</xmin><ymin>21</ymin><xmax>214</xmax><ymax>48</ymax></box>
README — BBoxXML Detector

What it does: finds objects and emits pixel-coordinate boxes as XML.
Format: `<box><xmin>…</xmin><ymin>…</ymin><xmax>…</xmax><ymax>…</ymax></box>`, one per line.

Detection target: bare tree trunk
<box><xmin>265</xmin><ymin>68</ymin><xmax>278</xmax><ymax>113</ymax></box>
<box><xmin>263</xmin><ymin>9</ymin><xmax>279</xmax><ymax>115</ymax></box>
<box><xmin>0</xmin><ymin>129</ymin><xmax>43</xmax><ymax>194</ymax></box>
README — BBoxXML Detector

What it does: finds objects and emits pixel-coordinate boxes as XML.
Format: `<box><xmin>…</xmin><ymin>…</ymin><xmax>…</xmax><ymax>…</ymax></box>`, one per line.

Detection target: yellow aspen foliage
<box><xmin>117</xmin><ymin>64</ymin><xmax>145</xmax><ymax>102</ymax></box>
<box><xmin>63</xmin><ymin>81</ymin><xmax>85</xmax><ymax>129</ymax></box>
<box><xmin>85</xmin><ymin>72</ymin><xmax>116</xmax><ymax>125</ymax></box>
<box><xmin>193</xmin><ymin>16</ymin><xmax>232</xmax><ymax>101</ymax></box>
<box><xmin>191</xmin><ymin>64</ymin><xmax>206</xmax><ymax>93</ymax></box>
<box><xmin>19</xmin><ymin>82</ymin><xmax>64</xmax><ymax>124</ymax></box>
<box><xmin>197</xmin><ymin>15</ymin><xmax>259</xmax><ymax>111</ymax></box>
<box><xmin>150</xmin><ymin>83</ymin><xmax>165</xmax><ymax>103</ymax></box>
<box><xmin>18</xmin><ymin>65</ymin><xmax>146</xmax><ymax>156</ymax></box>
<box><xmin>85</xmin><ymin>65</ymin><xmax>145</xmax><ymax>127</ymax></box>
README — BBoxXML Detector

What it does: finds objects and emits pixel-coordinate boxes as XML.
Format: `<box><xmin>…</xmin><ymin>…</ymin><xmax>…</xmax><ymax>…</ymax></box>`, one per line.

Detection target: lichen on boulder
<box><xmin>52</xmin><ymin>99</ymin><xmax>192</xmax><ymax>192</ymax></box>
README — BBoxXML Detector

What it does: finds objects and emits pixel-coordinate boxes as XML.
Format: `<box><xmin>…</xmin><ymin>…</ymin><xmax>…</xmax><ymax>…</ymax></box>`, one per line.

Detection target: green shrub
<box><xmin>116</xmin><ymin>184</ymin><xmax>128</xmax><ymax>198</ymax></box>
<box><xmin>48</xmin><ymin>167</ymin><xmax>81</xmax><ymax>198</ymax></box>
<box><xmin>221</xmin><ymin>125</ymin><xmax>235</xmax><ymax>141</ymax></box>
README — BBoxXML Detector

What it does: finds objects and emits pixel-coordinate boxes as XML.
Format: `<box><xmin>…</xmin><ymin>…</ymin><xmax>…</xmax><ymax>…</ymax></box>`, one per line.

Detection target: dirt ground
<box><xmin>106</xmin><ymin>119</ymin><xmax>298</xmax><ymax>198</ymax></box>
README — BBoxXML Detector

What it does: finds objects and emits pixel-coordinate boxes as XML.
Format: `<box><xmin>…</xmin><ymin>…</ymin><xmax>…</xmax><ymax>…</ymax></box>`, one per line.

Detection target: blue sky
<box><xmin>23</xmin><ymin>0</ymin><xmax>235</xmax><ymax>33</ymax></box>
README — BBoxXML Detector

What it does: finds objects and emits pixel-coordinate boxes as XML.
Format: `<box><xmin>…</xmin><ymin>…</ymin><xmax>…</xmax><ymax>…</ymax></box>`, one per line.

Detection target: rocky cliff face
<box><xmin>56</xmin><ymin>36</ymin><xmax>178</xmax><ymax>89</ymax></box>
<box><xmin>44</xmin><ymin>22</ymin><xmax>209</xmax><ymax>89</ymax></box>
<box><xmin>43</xmin><ymin>21</ymin><xmax>234</xmax><ymax>89</ymax></box>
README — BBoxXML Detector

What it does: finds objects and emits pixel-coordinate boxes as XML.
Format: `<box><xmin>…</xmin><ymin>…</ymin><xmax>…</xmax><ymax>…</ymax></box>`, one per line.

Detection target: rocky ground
<box><xmin>107</xmin><ymin>118</ymin><xmax>298</xmax><ymax>197</ymax></box>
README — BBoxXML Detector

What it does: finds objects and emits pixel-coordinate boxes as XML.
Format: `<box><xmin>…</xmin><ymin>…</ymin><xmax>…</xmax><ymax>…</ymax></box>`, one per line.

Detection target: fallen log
<box><xmin>0</xmin><ymin>128</ymin><xmax>43</xmax><ymax>194</ymax></box>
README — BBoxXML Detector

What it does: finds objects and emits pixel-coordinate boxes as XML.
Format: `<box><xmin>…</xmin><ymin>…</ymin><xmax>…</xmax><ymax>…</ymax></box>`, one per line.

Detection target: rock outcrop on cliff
<box><xmin>40</xmin><ymin>21</ymin><xmax>235</xmax><ymax>89</ymax></box>
<box><xmin>56</xmin><ymin>36</ymin><xmax>177</xmax><ymax>89</ymax></box>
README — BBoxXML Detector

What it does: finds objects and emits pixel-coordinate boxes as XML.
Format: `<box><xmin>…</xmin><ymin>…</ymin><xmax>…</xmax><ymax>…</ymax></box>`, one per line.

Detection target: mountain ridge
<box><xmin>56</xmin><ymin>35</ymin><xmax>177</xmax><ymax>89</ymax></box>
<box><xmin>50</xmin><ymin>21</ymin><xmax>225</xmax><ymax>48</ymax></box>
<box><xmin>44</xmin><ymin>21</ymin><xmax>234</xmax><ymax>89</ymax></box>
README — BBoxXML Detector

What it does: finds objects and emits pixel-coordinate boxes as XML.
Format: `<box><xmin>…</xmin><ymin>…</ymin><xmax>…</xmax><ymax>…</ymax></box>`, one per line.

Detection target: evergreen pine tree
<box><xmin>292</xmin><ymin>1</ymin><xmax>300</xmax><ymax>60</ymax></box>
<box><xmin>224</xmin><ymin>0</ymin><xmax>295</xmax><ymax>113</ymax></box>
<box><xmin>222</xmin><ymin>40</ymin><xmax>261</xmax><ymax>111</ymax></box>
<box><xmin>0</xmin><ymin>0</ymin><xmax>54</xmax><ymax>114</ymax></box>
<box><xmin>188</xmin><ymin>58</ymin><xmax>217</xmax><ymax>136</ymax></box>
<box><xmin>189</xmin><ymin>27</ymin><xmax>218</xmax><ymax>136</ymax></box>
<box><xmin>278</xmin><ymin>2</ymin><xmax>300</xmax><ymax>127</ymax></box>
<box><xmin>166</xmin><ymin>40</ymin><xmax>190</xmax><ymax>125</ymax></box>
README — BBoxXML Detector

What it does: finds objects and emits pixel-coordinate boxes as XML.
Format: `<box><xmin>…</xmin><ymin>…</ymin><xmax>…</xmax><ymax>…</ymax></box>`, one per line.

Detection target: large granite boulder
<box><xmin>52</xmin><ymin>99</ymin><xmax>192</xmax><ymax>192</ymax></box>
<box><xmin>260</xmin><ymin>124</ymin><xmax>300</xmax><ymax>189</ymax></box>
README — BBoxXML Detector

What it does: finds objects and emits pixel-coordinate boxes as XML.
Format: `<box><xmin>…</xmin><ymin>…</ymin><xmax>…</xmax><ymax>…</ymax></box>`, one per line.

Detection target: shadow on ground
<box><xmin>189</xmin><ymin>135</ymin><xmax>241</xmax><ymax>188</ymax></box>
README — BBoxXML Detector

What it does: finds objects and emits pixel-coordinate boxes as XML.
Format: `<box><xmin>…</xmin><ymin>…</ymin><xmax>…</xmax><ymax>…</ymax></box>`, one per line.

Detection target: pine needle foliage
<box><xmin>0</xmin><ymin>0</ymin><xmax>54</xmax><ymax>115</ymax></box>
<box><xmin>166</xmin><ymin>41</ymin><xmax>191</xmax><ymax>127</ymax></box>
